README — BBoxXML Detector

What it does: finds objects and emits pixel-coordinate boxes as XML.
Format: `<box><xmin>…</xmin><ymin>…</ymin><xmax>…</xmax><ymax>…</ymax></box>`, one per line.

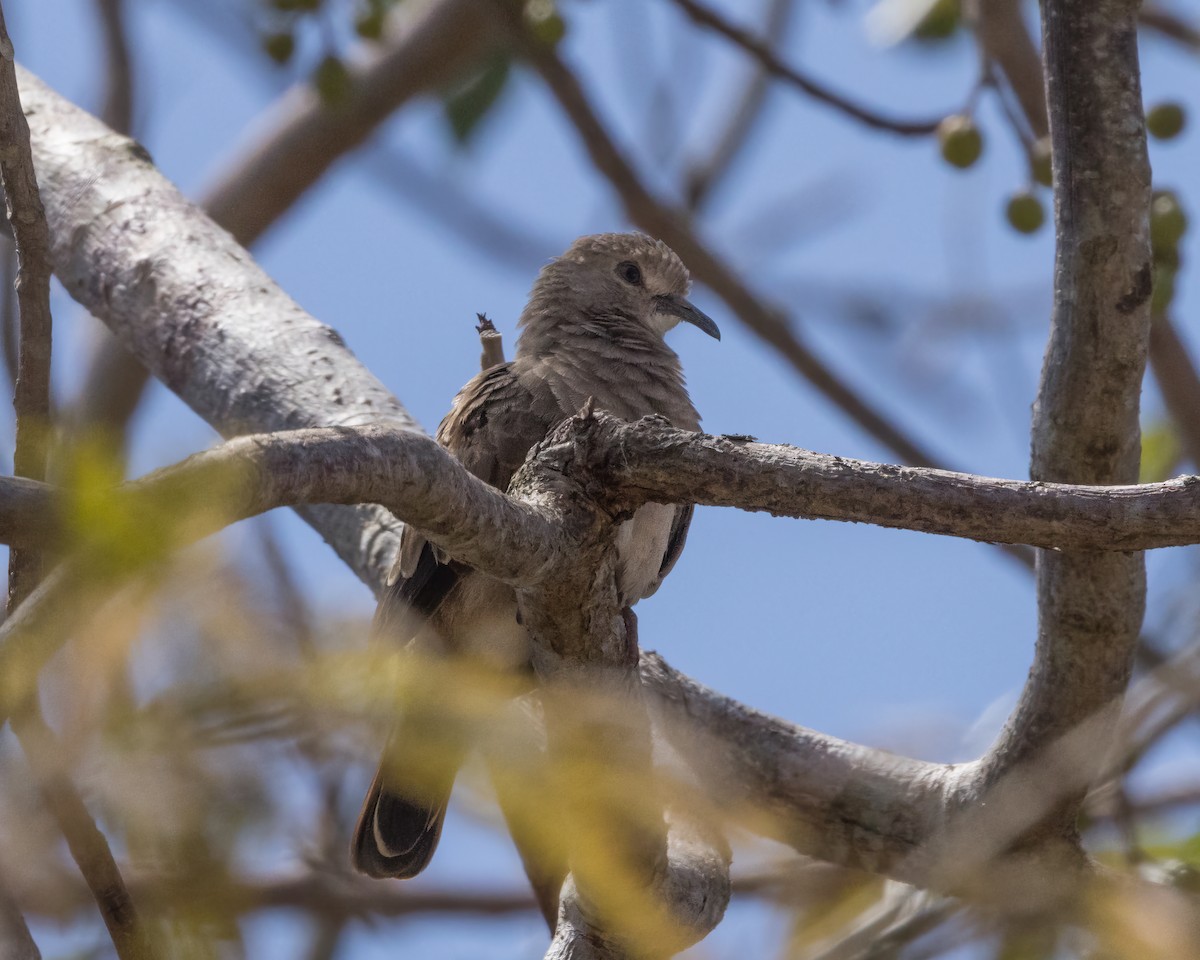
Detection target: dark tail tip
<box><xmin>351</xmin><ymin>772</ymin><xmax>449</xmax><ymax>880</ymax></box>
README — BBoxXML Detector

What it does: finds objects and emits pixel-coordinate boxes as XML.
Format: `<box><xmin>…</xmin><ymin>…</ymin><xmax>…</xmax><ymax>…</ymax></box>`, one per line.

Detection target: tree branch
<box><xmin>93</xmin><ymin>0</ymin><xmax>134</xmax><ymax>135</ymax></box>
<box><xmin>1140</xmin><ymin>5</ymin><xmax>1200</xmax><ymax>49</ymax></box>
<box><xmin>17</xmin><ymin>63</ymin><xmax>413</xmax><ymax>592</ymax></box>
<box><xmin>6</xmin><ymin>417</ymin><xmax>1200</xmax><ymax>557</ymax></box>
<box><xmin>978</xmin><ymin>0</ymin><xmax>1152</xmax><ymax>835</ymax></box>
<box><xmin>668</xmin><ymin>0</ymin><xmax>944</xmax><ymax>136</ymax></box>
<box><xmin>969</xmin><ymin>0</ymin><xmax>1049</xmax><ymax>140</ymax></box>
<box><xmin>71</xmin><ymin>0</ymin><xmax>499</xmax><ymax>452</ymax></box>
<box><xmin>0</xmin><ymin>2</ymin><xmax>53</xmax><ymax>608</ymax></box>
<box><xmin>682</xmin><ymin>0</ymin><xmax>793</xmax><ymax>211</ymax></box>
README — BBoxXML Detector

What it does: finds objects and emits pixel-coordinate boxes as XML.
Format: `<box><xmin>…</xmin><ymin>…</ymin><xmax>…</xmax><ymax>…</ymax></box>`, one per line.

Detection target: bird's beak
<box><xmin>653</xmin><ymin>294</ymin><xmax>721</xmax><ymax>340</ymax></box>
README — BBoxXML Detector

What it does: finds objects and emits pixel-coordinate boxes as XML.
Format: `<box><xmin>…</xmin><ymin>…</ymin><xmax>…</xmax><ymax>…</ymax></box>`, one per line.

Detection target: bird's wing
<box><xmin>379</xmin><ymin>362</ymin><xmax>551</xmax><ymax>635</ymax></box>
<box><xmin>658</xmin><ymin>503</ymin><xmax>694</xmax><ymax>583</ymax></box>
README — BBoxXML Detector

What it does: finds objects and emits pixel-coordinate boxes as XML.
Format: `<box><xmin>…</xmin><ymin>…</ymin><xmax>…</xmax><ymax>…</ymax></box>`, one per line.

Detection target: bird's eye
<box><xmin>617</xmin><ymin>261</ymin><xmax>643</xmax><ymax>286</ymax></box>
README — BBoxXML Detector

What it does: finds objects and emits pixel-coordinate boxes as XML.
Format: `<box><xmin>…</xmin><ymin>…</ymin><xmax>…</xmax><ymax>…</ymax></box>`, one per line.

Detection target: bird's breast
<box><xmin>614</xmin><ymin>503</ymin><xmax>676</xmax><ymax>604</ymax></box>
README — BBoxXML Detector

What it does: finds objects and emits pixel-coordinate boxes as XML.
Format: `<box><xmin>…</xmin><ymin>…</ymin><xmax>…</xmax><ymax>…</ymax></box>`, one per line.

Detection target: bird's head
<box><xmin>520</xmin><ymin>233</ymin><xmax>721</xmax><ymax>343</ymax></box>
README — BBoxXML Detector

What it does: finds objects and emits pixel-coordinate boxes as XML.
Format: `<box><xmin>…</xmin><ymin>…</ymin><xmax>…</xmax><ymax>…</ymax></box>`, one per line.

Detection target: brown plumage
<box><xmin>351</xmin><ymin>233</ymin><xmax>719</xmax><ymax>879</ymax></box>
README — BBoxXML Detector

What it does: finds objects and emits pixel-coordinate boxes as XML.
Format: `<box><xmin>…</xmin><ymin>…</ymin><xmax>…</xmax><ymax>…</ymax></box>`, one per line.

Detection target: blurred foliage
<box><xmin>1140</xmin><ymin>420</ymin><xmax>1182</xmax><ymax>483</ymax></box>
<box><xmin>444</xmin><ymin>54</ymin><xmax>513</xmax><ymax>146</ymax></box>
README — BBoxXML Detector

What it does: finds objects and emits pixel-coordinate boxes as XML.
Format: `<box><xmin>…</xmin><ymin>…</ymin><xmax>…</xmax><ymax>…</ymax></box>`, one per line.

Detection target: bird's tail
<box><xmin>351</xmin><ymin>725</ymin><xmax>464</xmax><ymax>879</ymax></box>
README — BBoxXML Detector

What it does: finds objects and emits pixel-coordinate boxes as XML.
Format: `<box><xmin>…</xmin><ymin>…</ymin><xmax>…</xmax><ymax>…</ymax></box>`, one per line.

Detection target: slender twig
<box><xmin>476</xmin><ymin>312</ymin><xmax>506</xmax><ymax>369</ymax></box>
<box><xmin>0</xmin><ymin>1</ymin><xmax>53</xmax><ymax>609</ymax></box>
<box><xmin>668</xmin><ymin>0</ymin><xmax>944</xmax><ymax>136</ymax></box>
<box><xmin>0</xmin><ymin>235</ymin><xmax>16</xmax><ymax>396</ymax></box>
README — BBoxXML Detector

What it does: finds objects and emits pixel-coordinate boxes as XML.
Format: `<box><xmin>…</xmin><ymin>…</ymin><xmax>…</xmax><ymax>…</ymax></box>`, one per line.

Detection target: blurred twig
<box><xmin>1140</xmin><ymin>5</ymin><xmax>1200</xmax><ymax>49</ymax></box>
<box><xmin>13</xmin><ymin>707</ymin><xmax>156</xmax><ymax>960</ymax></box>
<box><xmin>668</xmin><ymin>0</ymin><xmax>944</xmax><ymax>136</ymax></box>
<box><xmin>968</xmin><ymin>0</ymin><xmax>1048</xmax><ymax>139</ymax></box>
<box><xmin>683</xmin><ymin>0</ymin><xmax>795</xmax><ymax>211</ymax></box>
<box><xmin>362</xmin><ymin>142</ymin><xmax>553</xmax><ymax>271</ymax></box>
<box><xmin>94</xmin><ymin>0</ymin><xmax>134</xmax><ymax>135</ymax></box>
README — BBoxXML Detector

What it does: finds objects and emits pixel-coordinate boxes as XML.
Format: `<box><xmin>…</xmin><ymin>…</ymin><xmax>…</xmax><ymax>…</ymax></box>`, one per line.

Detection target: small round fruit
<box><xmin>1150</xmin><ymin>190</ymin><xmax>1188</xmax><ymax>251</ymax></box>
<box><xmin>1006</xmin><ymin>191</ymin><xmax>1045</xmax><ymax>234</ymax></box>
<box><xmin>1147</xmin><ymin>102</ymin><xmax>1186</xmax><ymax>141</ymax></box>
<box><xmin>1029</xmin><ymin>137</ymin><xmax>1052</xmax><ymax>187</ymax></box>
<box><xmin>938</xmin><ymin>115</ymin><xmax>983</xmax><ymax>169</ymax></box>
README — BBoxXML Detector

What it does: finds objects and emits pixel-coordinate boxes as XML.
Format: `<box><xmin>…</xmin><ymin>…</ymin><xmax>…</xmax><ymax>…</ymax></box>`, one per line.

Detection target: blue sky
<box><xmin>6</xmin><ymin>0</ymin><xmax>1200</xmax><ymax>957</ymax></box>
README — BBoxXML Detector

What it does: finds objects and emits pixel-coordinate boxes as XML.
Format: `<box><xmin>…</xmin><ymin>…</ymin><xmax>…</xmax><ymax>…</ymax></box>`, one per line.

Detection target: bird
<box><xmin>351</xmin><ymin>233</ymin><xmax>720</xmax><ymax>880</ymax></box>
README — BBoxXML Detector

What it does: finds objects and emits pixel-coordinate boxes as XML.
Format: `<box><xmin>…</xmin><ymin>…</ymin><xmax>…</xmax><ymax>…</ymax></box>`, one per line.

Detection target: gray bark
<box><xmin>979</xmin><ymin>0</ymin><xmax>1152</xmax><ymax>837</ymax></box>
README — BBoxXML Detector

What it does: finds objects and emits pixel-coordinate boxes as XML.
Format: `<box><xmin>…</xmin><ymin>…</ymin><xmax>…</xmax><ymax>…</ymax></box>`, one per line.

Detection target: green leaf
<box><xmin>443</xmin><ymin>54</ymin><xmax>511</xmax><ymax>145</ymax></box>
<box><xmin>355</xmin><ymin>9</ymin><xmax>385</xmax><ymax>39</ymax></box>
<box><xmin>1140</xmin><ymin>419</ymin><xmax>1181</xmax><ymax>483</ymax></box>
<box><xmin>313</xmin><ymin>55</ymin><xmax>352</xmax><ymax>105</ymax></box>
<box><xmin>262</xmin><ymin>31</ymin><xmax>295</xmax><ymax>65</ymax></box>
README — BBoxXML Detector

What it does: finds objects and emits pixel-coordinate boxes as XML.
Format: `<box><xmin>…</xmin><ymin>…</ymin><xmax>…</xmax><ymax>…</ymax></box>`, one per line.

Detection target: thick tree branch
<box><xmin>16</xmin><ymin>64</ymin><xmax>413</xmax><ymax>592</ymax></box>
<box><xmin>640</xmin><ymin>652</ymin><xmax>956</xmax><ymax>882</ymax></box>
<box><xmin>5</xmin><ymin>418</ymin><xmax>1200</xmax><ymax>558</ymax></box>
<box><xmin>979</xmin><ymin>0</ymin><xmax>1152</xmax><ymax>835</ymax></box>
<box><xmin>71</xmin><ymin>0</ymin><xmax>498</xmax><ymax>454</ymax></box>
